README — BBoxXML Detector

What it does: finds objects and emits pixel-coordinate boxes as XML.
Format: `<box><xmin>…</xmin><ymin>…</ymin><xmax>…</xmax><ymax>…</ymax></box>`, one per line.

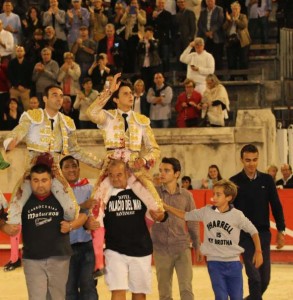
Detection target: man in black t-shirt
<box><xmin>4</xmin><ymin>164</ymin><xmax>72</xmax><ymax>300</ymax></box>
<box><xmin>93</xmin><ymin>159</ymin><xmax>166</xmax><ymax>300</ymax></box>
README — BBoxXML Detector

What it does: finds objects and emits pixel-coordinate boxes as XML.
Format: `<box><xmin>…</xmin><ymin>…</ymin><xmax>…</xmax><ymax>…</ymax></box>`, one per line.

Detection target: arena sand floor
<box><xmin>0</xmin><ymin>264</ymin><xmax>292</xmax><ymax>299</ymax></box>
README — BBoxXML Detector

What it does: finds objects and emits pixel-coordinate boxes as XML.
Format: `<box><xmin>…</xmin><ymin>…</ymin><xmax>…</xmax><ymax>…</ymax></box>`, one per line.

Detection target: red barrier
<box><xmin>1</xmin><ymin>191</ymin><xmax>293</xmax><ymax>247</ymax></box>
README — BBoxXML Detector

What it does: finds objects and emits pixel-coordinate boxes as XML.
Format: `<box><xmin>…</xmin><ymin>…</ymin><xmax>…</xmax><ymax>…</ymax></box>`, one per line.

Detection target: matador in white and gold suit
<box><xmin>86</xmin><ymin>81</ymin><xmax>165</xmax><ymax>275</ymax></box>
<box><xmin>4</xmin><ymin>108</ymin><xmax>102</xmax><ymax>224</ymax></box>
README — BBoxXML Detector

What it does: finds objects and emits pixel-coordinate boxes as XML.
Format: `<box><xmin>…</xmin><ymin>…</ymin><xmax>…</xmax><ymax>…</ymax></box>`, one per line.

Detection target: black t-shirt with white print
<box><xmin>21</xmin><ymin>193</ymin><xmax>72</xmax><ymax>259</ymax></box>
<box><xmin>104</xmin><ymin>188</ymin><xmax>153</xmax><ymax>257</ymax></box>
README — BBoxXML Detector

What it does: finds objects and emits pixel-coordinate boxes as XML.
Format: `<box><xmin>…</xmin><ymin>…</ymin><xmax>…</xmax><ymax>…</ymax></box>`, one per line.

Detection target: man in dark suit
<box><xmin>97</xmin><ymin>23</ymin><xmax>126</xmax><ymax>72</ymax></box>
<box><xmin>276</xmin><ymin>163</ymin><xmax>293</xmax><ymax>188</ymax></box>
<box><xmin>197</xmin><ymin>0</ymin><xmax>225</xmax><ymax>70</ymax></box>
<box><xmin>174</xmin><ymin>0</ymin><xmax>196</xmax><ymax>71</ymax></box>
<box><xmin>150</xmin><ymin>0</ymin><xmax>173</xmax><ymax>72</ymax></box>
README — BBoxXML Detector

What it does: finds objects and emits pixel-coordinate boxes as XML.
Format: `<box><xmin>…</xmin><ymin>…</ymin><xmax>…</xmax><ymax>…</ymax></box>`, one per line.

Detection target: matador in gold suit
<box><xmin>4</xmin><ymin>108</ymin><xmax>102</xmax><ymax>225</ymax></box>
<box><xmin>86</xmin><ymin>79</ymin><xmax>165</xmax><ymax>275</ymax></box>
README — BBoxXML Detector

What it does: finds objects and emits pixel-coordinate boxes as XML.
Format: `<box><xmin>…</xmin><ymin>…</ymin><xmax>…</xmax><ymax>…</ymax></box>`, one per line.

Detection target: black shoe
<box><xmin>93</xmin><ymin>268</ymin><xmax>105</xmax><ymax>279</ymax></box>
<box><xmin>4</xmin><ymin>258</ymin><xmax>21</xmax><ymax>271</ymax></box>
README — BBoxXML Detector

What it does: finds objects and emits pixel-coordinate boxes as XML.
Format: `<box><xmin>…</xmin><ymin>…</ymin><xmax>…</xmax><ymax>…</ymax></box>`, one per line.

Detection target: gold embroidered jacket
<box><xmin>5</xmin><ymin>109</ymin><xmax>102</xmax><ymax>168</ymax></box>
<box><xmin>87</xmin><ymin>97</ymin><xmax>160</xmax><ymax>164</ymax></box>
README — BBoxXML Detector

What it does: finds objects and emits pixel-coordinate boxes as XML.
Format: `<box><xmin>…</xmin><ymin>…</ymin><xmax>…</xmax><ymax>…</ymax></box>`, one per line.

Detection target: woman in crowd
<box><xmin>22</xmin><ymin>6</ymin><xmax>43</xmax><ymax>40</ymax></box>
<box><xmin>267</xmin><ymin>164</ymin><xmax>278</xmax><ymax>182</ymax></box>
<box><xmin>133</xmin><ymin>79</ymin><xmax>150</xmax><ymax>117</ymax></box>
<box><xmin>223</xmin><ymin>1</ymin><xmax>251</xmax><ymax>80</ymax></box>
<box><xmin>181</xmin><ymin>176</ymin><xmax>193</xmax><ymax>190</ymax></box>
<box><xmin>22</xmin><ymin>6</ymin><xmax>43</xmax><ymax>39</ymax></box>
<box><xmin>201</xmin><ymin>74</ymin><xmax>230</xmax><ymax>127</ymax></box>
<box><xmin>137</xmin><ymin>26</ymin><xmax>162</xmax><ymax>91</ymax></box>
<box><xmin>1</xmin><ymin>98</ymin><xmax>22</xmax><ymax>131</ymax></box>
<box><xmin>73</xmin><ymin>77</ymin><xmax>99</xmax><ymax>129</ymax></box>
<box><xmin>175</xmin><ymin>78</ymin><xmax>202</xmax><ymax>128</ymax></box>
<box><xmin>201</xmin><ymin>164</ymin><xmax>223</xmax><ymax>189</ymax></box>
<box><xmin>57</xmin><ymin>52</ymin><xmax>81</xmax><ymax>103</ymax></box>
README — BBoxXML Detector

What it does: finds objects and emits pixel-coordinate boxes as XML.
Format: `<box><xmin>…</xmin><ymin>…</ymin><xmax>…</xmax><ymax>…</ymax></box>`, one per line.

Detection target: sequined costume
<box><xmin>4</xmin><ymin>109</ymin><xmax>102</xmax><ymax>224</ymax></box>
<box><xmin>87</xmin><ymin>91</ymin><xmax>163</xmax><ymax>274</ymax></box>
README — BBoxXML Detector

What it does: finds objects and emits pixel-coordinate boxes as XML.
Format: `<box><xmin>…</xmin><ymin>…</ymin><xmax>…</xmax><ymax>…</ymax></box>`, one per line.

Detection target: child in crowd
<box><xmin>164</xmin><ymin>179</ymin><xmax>263</xmax><ymax>300</ymax></box>
<box><xmin>181</xmin><ymin>175</ymin><xmax>193</xmax><ymax>190</ymax></box>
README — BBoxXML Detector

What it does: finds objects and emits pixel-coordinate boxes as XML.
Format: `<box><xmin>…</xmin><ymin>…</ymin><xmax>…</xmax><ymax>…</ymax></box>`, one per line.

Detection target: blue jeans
<box><xmin>66</xmin><ymin>241</ymin><xmax>98</xmax><ymax>300</ymax></box>
<box><xmin>240</xmin><ymin>231</ymin><xmax>271</xmax><ymax>300</ymax></box>
<box><xmin>207</xmin><ymin>261</ymin><xmax>243</xmax><ymax>300</ymax></box>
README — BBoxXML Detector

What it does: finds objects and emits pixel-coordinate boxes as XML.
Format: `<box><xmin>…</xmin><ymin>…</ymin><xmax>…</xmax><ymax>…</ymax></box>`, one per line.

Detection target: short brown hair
<box><xmin>213</xmin><ymin>179</ymin><xmax>238</xmax><ymax>202</ymax></box>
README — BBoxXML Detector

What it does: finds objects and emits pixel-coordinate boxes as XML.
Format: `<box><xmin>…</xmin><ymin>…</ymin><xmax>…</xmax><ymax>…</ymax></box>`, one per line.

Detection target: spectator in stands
<box><xmin>89</xmin><ymin>0</ymin><xmax>108</xmax><ymax>43</ymax></box>
<box><xmin>88</xmin><ymin>52</ymin><xmax>114</xmax><ymax>92</ymax></box>
<box><xmin>275</xmin><ymin>0</ymin><xmax>293</xmax><ymax>29</ymax></box>
<box><xmin>0</xmin><ymin>19</ymin><xmax>14</xmax><ymax>65</ymax></box>
<box><xmin>197</xmin><ymin>0</ymin><xmax>225</xmax><ymax>71</ymax></box>
<box><xmin>181</xmin><ymin>175</ymin><xmax>193</xmax><ymax>190</ymax></box>
<box><xmin>1</xmin><ymin>98</ymin><xmax>22</xmax><ymax>130</ymax></box>
<box><xmin>8</xmin><ymin>46</ymin><xmax>33</xmax><ymax>111</ymax></box>
<box><xmin>44</xmin><ymin>25</ymin><xmax>69</xmax><ymax>67</ymax></box>
<box><xmin>60</xmin><ymin>94</ymin><xmax>79</xmax><ymax>128</ymax></box>
<box><xmin>174</xmin><ymin>0</ymin><xmax>196</xmax><ymax>72</ymax></box>
<box><xmin>66</xmin><ymin>0</ymin><xmax>90</xmax><ymax>48</ymax></box>
<box><xmin>137</xmin><ymin>26</ymin><xmax>162</xmax><ymax>91</ymax></box>
<box><xmin>57</xmin><ymin>51</ymin><xmax>81</xmax><ymax>102</ymax></box>
<box><xmin>24</xmin><ymin>28</ymin><xmax>46</xmax><ymax>66</ymax></box>
<box><xmin>201</xmin><ymin>164</ymin><xmax>223</xmax><ymax>189</ymax></box>
<box><xmin>120</xmin><ymin>0</ymin><xmax>147</xmax><ymax>73</ymax></box>
<box><xmin>147</xmin><ymin>72</ymin><xmax>173</xmax><ymax>128</ymax></box>
<box><xmin>201</xmin><ymin>74</ymin><xmax>230</xmax><ymax>127</ymax></box>
<box><xmin>175</xmin><ymin>78</ymin><xmax>202</xmax><ymax>128</ymax></box>
<box><xmin>150</xmin><ymin>0</ymin><xmax>173</xmax><ymax>72</ymax></box>
<box><xmin>8</xmin><ymin>0</ymin><xmax>29</xmax><ymax>21</ymax></box>
<box><xmin>180</xmin><ymin>37</ymin><xmax>215</xmax><ymax>95</ymax></box>
<box><xmin>223</xmin><ymin>1</ymin><xmax>251</xmax><ymax>80</ymax></box>
<box><xmin>28</xmin><ymin>96</ymin><xmax>40</xmax><ymax>110</ymax></box>
<box><xmin>276</xmin><ymin>163</ymin><xmax>293</xmax><ymax>189</ymax></box>
<box><xmin>97</xmin><ymin>23</ymin><xmax>126</xmax><ymax>72</ymax></box>
<box><xmin>108</xmin><ymin>2</ymin><xmax>126</xmax><ymax>38</ymax></box>
<box><xmin>267</xmin><ymin>164</ymin><xmax>278</xmax><ymax>182</ymax></box>
<box><xmin>71</xmin><ymin>25</ymin><xmax>96</xmax><ymax>83</ymax></box>
<box><xmin>246</xmin><ymin>0</ymin><xmax>272</xmax><ymax>44</ymax></box>
<box><xmin>0</xmin><ymin>57</ymin><xmax>10</xmax><ymax>119</ymax></box>
<box><xmin>22</xmin><ymin>6</ymin><xmax>43</xmax><ymax>40</ymax></box>
<box><xmin>32</xmin><ymin>47</ymin><xmax>59</xmax><ymax>104</ymax></box>
<box><xmin>133</xmin><ymin>78</ymin><xmax>150</xmax><ymax>117</ymax></box>
<box><xmin>73</xmin><ymin>77</ymin><xmax>99</xmax><ymax>129</ymax></box>
<box><xmin>43</xmin><ymin>0</ymin><xmax>67</xmax><ymax>42</ymax></box>
<box><xmin>0</xmin><ymin>1</ymin><xmax>22</xmax><ymax>45</ymax></box>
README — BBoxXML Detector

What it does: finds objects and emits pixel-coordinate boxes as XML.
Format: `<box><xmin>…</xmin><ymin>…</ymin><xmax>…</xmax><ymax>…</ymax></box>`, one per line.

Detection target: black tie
<box><xmin>258</xmin><ymin>0</ymin><xmax>262</xmax><ymax>7</ymax></box>
<box><xmin>49</xmin><ymin>118</ymin><xmax>54</xmax><ymax>130</ymax></box>
<box><xmin>122</xmin><ymin>113</ymin><xmax>128</xmax><ymax>132</ymax></box>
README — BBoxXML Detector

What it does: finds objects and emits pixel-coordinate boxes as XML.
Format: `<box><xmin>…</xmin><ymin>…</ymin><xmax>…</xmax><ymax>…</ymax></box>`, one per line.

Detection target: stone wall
<box><xmin>0</xmin><ymin>109</ymin><xmax>279</xmax><ymax>192</ymax></box>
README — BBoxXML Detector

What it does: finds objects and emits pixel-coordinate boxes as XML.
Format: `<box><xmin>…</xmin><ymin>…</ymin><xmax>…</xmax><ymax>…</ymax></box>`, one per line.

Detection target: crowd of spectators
<box><xmin>0</xmin><ymin>0</ymin><xmax>291</xmax><ymax>131</ymax></box>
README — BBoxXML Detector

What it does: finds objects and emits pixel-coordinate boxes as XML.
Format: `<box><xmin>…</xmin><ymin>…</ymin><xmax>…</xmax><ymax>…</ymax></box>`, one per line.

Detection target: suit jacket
<box><xmin>276</xmin><ymin>176</ymin><xmax>293</xmax><ymax>189</ymax></box>
<box><xmin>175</xmin><ymin>8</ymin><xmax>196</xmax><ymax>44</ymax></box>
<box><xmin>150</xmin><ymin>9</ymin><xmax>172</xmax><ymax>45</ymax></box>
<box><xmin>223</xmin><ymin>13</ymin><xmax>251</xmax><ymax>47</ymax></box>
<box><xmin>97</xmin><ymin>35</ymin><xmax>126</xmax><ymax>71</ymax></box>
<box><xmin>198</xmin><ymin>5</ymin><xmax>225</xmax><ymax>44</ymax></box>
<box><xmin>43</xmin><ymin>9</ymin><xmax>67</xmax><ymax>41</ymax></box>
